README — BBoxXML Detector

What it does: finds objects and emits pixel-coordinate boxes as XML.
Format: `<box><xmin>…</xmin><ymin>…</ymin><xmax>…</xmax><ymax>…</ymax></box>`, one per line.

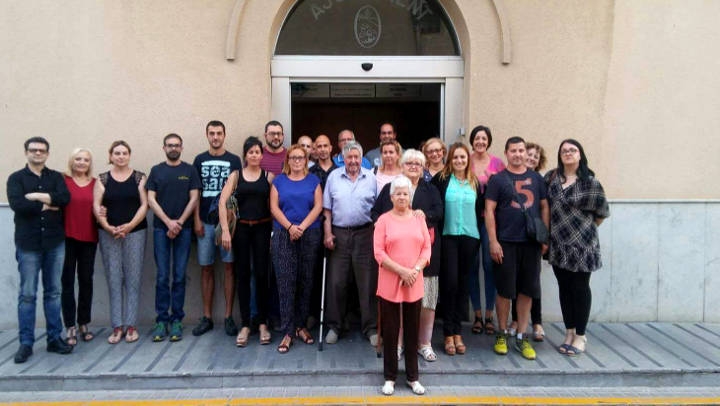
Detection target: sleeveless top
<box><xmin>234</xmin><ymin>169</ymin><xmax>271</xmax><ymax>221</ymax></box>
<box><xmin>100</xmin><ymin>170</ymin><xmax>147</xmax><ymax>231</ymax></box>
<box><xmin>63</xmin><ymin>175</ymin><xmax>98</xmax><ymax>242</ymax></box>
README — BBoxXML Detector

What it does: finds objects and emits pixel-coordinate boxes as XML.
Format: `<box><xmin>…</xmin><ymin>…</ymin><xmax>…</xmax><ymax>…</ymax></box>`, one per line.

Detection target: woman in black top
<box><xmin>219</xmin><ymin>136</ymin><xmax>274</xmax><ymax>347</ymax></box>
<box><xmin>372</xmin><ymin>149</ymin><xmax>443</xmax><ymax>362</ymax></box>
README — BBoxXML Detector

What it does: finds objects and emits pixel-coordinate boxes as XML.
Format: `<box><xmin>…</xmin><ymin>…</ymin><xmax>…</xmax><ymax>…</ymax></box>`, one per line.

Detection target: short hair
<box><xmin>265</xmin><ymin>120</ymin><xmax>283</xmax><ymax>133</ymax></box>
<box><xmin>556</xmin><ymin>138</ymin><xmax>595</xmax><ymax>180</ymax></box>
<box><xmin>469</xmin><ymin>125</ymin><xmax>493</xmax><ymax>149</ymax></box>
<box><xmin>379</xmin><ymin>121</ymin><xmax>396</xmax><ymax>133</ymax></box>
<box><xmin>243</xmin><ymin>136</ymin><xmax>263</xmax><ymax>158</ymax></box>
<box><xmin>67</xmin><ymin>148</ymin><xmax>93</xmax><ymax>176</ymax></box>
<box><xmin>389</xmin><ymin>175</ymin><xmax>412</xmax><ymax>196</ymax></box>
<box><xmin>525</xmin><ymin>142</ymin><xmax>547</xmax><ymax>171</ymax></box>
<box><xmin>24</xmin><ymin>137</ymin><xmax>49</xmax><ymax>152</ymax></box>
<box><xmin>282</xmin><ymin>144</ymin><xmax>309</xmax><ymax>176</ymax></box>
<box><xmin>504</xmin><ymin>136</ymin><xmax>525</xmax><ymax>151</ymax></box>
<box><xmin>400</xmin><ymin>149</ymin><xmax>426</xmax><ymax>167</ymax></box>
<box><xmin>342</xmin><ymin>140</ymin><xmax>363</xmax><ymax>157</ymax></box>
<box><xmin>379</xmin><ymin>140</ymin><xmax>402</xmax><ymax>171</ymax></box>
<box><xmin>337</xmin><ymin>129</ymin><xmax>355</xmax><ymax>141</ymax></box>
<box><xmin>422</xmin><ymin>137</ymin><xmax>446</xmax><ymax>157</ymax></box>
<box><xmin>164</xmin><ymin>133</ymin><xmax>182</xmax><ymax>145</ymax></box>
<box><xmin>206</xmin><ymin>120</ymin><xmax>225</xmax><ymax>134</ymax></box>
<box><xmin>108</xmin><ymin>140</ymin><xmax>131</xmax><ymax>164</ymax></box>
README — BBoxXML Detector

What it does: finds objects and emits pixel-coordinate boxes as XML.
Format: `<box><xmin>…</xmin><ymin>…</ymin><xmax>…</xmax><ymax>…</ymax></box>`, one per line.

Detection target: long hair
<box><xmin>439</xmin><ymin>142</ymin><xmax>478</xmax><ymax>191</ymax></box>
<box><xmin>108</xmin><ymin>140</ymin><xmax>131</xmax><ymax>165</ymax></box>
<box><xmin>556</xmin><ymin>138</ymin><xmax>595</xmax><ymax>180</ymax></box>
<box><xmin>281</xmin><ymin>144</ymin><xmax>309</xmax><ymax>176</ymax></box>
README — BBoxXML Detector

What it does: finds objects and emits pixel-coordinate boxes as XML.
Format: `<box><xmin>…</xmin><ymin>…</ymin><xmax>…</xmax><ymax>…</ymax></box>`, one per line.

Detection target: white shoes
<box><xmin>325</xmin><ymin>329</ymin><xmax>338</xmax><ymax>344</ymax></box>
<box><xmin>381</xmin><ymin>380</ymin><xmax>395</xmax><ymax>396</ymax></box>
<box><xmin>407</xmin><ymin>380</ymin><xmax>426</xmax><ymax>395</ymax></box>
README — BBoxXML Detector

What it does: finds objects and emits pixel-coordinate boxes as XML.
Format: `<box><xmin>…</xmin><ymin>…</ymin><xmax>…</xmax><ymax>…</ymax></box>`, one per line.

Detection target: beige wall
<box><xmin>2</xmin><ymin>0</ymin><xmax>719</xmax><ymax>199</ymax></box>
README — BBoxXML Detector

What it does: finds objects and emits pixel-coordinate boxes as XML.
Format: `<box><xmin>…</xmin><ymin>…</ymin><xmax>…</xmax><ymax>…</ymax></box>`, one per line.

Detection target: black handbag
<box><xmin>505</xmin><ymin>173</ymin><xmax>548</xmax><ymax>244</ymax></box>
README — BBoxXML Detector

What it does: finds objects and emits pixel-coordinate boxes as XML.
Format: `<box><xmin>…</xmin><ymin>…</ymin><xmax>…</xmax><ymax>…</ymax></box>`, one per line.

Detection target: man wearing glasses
<box><xmin>261</xmin><ymin>120</ymin><xmax>287</xmax><ymax>176</ymax></box>
<box><xmin>8</xmin><ymin>137</ymin><xmax>72</xmax><ymax>363</ymax></box>
<box><xmin>147</xmin><ymin>133</ymin><xmax>201</xmax><ymax>343</ymax></box>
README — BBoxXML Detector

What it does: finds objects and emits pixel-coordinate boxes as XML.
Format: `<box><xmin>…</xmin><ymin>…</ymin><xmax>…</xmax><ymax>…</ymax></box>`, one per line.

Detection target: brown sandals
<box><xmin>277</xmin><ymin>334</ymin><xmax>293</xmax><ymax>353</ymax></box>
<box><xmin>236</xmin><ymin>327</ymin><xmax>250</xmax><ymax>347</ymax></box>
<box><xmin>296</xmin><ymin>327</ymin><xmax>315</xmax><ymax>344</ymax></box>
<box><xmin>453</xmin><ymin>335</ymin><xmax>466</xmax><ymax>354</ymax></box>
<box><xmin>444</xmin><ymin>336</ymin><xmax>456</xmax><ymax>356</ymax></box>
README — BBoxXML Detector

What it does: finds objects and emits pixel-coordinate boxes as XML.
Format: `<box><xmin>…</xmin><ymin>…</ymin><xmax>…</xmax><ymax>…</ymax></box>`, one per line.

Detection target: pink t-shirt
<box><xmin>473</xmin><ymin>154</ymin><xmax>506</xmax><ymax>186</ymax></box>
<box><xmin>374</xmin><ymin>212</ymin><xmax>431</xmax><ymax>303</ymax></box>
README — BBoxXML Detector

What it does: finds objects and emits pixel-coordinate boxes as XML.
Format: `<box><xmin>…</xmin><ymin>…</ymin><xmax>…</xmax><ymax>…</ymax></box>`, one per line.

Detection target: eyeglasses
<box><xmin>27</xmin><ymin>148</ymin><xmax>48</xmax><ymax>154</ymax></box>
<box><xmin>288</xmin><ymin>155</ymin><xmax>306</xmax><ymax>162</ymax></box>
<box><xmin>561</xmin><ymin>148</ymin><xmax>579</xmax><ymax>155</ymax></box>
<box><xmin>165</xmin><ymin>143</ymin><xmax>182</xmax><ymax>149</ymax></box>
<box><xmin>425</xmin><ymin>148</ymin><xmax>442</xmax><ymax>155</ymax></box>
<box><xmin>267</xmin><ymin>131</ymin><xmax>283</xmax><ymax>137</ymax></box>
<box><xmin>300</xmin><ymin>144</ymin><xmax>312</xmax><ymax>148</ymax></box>
<box><xmin>403</xmin><ymin>162</ymin><xmax>422</xmax><ymax>167</ymax></box>
<box><xmin>380</xmin><ymin>131</ymin><xmax>394</xmax><ymax>135</ymax></box>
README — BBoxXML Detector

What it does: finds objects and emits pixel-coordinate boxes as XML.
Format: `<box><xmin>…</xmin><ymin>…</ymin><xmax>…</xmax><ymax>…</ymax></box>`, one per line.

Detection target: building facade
<box><xmin>1</xmin><ymin>0</ymin><xmax>719</xmax><ymax>327</ymax></box>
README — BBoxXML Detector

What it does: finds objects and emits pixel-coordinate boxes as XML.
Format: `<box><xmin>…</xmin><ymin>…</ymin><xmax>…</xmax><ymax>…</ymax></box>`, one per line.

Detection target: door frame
<box><xmin>271</xmin><ymin>55</ymin><xmax>464</xmax><ymax>146</ymax></box>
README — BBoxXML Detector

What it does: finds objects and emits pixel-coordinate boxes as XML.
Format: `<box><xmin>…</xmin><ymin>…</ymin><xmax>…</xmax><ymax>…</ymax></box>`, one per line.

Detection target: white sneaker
<box><xmin>407</xmin><ymin>380</ymin><xmax>426</xmax><ymax>395</ymax></box>
<box><xmin>368</xmin><ymin>333</ymin><xmax>378</xmax><ymax>347</ymax></box>
<box><xmin>325</xmin><ymin>329</ymin><xmax>338</xmax><ymax>344</ymax></box>
<box><xmin>381</xmin><ymin>380</ymin><xmax>395</xmax><ymax>396</ymax></box>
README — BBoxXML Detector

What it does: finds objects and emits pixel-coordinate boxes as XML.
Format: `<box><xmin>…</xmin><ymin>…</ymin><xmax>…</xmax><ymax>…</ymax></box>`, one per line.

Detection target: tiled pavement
<box><xmin>1</xmin><ymin>322</ymin><xmax>719</xmax><ymax>400</ymax></box>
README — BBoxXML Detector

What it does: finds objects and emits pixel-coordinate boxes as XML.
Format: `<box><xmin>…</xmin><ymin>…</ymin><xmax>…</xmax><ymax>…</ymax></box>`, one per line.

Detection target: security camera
<box><xmin>361</xmin><ymin>63</ymin><xmax>373</xmax><ymax>71</ymax></box>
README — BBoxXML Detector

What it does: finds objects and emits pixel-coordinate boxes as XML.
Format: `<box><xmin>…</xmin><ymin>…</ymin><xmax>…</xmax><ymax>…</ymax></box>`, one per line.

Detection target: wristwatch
<box><xmin>414</xmin><ymin>265</ymin><xmax>422</xmax><ymax>272</ymax></box>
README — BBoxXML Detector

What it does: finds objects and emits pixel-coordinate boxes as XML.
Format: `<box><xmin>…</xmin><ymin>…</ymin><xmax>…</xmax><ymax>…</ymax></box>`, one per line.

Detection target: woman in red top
<box><xmin>61</xmin><ymin>148</ymin><xmax>98</xmax><ymax>345</ymax></box>
<box><xmin>374</xmin><ymin>175</ymin><xmax>431</xmax><ymax>396</ymax></box>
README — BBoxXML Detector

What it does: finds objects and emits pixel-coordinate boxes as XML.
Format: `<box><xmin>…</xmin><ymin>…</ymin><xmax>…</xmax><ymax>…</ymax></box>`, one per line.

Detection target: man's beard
<box><xmin>166</xmin><ymin>151</ymin><xmax>181</xmax><ymax>161</ymax></box>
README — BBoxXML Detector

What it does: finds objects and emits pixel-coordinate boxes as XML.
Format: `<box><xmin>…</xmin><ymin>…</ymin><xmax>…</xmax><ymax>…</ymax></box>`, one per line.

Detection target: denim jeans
<box><xmin>16</xmin><ymin>242</ymin><xmax>65</xmax><ymax>346</ymax></box>
<box><xmin>153</xmin><ymin>227</ymin><xmax>191</xmax><ymax>323</ymax></box>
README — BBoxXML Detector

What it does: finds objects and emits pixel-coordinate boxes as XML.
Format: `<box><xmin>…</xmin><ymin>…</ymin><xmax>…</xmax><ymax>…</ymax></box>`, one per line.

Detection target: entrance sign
<box><xmin>276</xmin><ymin>0</ymin><xmax>459</xmax><ymax>55</ymax></box>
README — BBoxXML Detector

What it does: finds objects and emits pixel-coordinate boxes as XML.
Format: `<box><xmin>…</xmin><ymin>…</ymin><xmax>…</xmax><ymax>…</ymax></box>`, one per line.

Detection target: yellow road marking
<box><xmin>3</xmin><ymin>396</ymin><xmax>720</xmax><ymax>405</ymax></box>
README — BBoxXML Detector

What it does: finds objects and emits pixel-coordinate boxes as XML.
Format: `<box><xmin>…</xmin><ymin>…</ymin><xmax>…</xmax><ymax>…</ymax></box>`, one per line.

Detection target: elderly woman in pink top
<box><xmin>374</xmin><ymin>175</ymin><xmax>431</xmax><ymax>397</ymax></box>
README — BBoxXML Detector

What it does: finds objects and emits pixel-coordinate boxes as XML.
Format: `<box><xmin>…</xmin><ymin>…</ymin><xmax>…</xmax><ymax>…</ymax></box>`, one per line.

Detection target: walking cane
<box><xmin>318</xmin><ymin>253</ymin><xmax>327</xmax><ymax>351</ymax></box>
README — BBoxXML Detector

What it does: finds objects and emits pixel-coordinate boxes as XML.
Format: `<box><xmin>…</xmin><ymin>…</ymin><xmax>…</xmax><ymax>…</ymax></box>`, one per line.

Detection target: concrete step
<box><xmin>1</xmin><ymin>322</ymin><xmax>719</xmax><ymax>392</ymax></box>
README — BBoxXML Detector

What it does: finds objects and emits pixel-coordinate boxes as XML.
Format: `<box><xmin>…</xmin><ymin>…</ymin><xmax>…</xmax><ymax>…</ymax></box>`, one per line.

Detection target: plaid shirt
<box><xmin>545</xmin><ymin>171</ymin><xmax>609</xmax><ymax>273</ymax></box>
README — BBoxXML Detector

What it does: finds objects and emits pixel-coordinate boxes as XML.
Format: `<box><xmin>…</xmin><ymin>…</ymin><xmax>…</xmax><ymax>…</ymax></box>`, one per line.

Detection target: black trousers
<box><xmin>553</xmin><ymin>266</ymin><xmax>592</xmax><ymax>335</ymax></box>
<box><xmin>380</xmin><ymin>297</ymin><xmax>421</xmax><ymax>382</ymax></box>
<box><xmin>440</xmin><ymin>235</ymin><xmax>480</xmax><ymax>337</ymax></box>
<box><xmin>61</xmin><ymin>237</ymin><xmax>97</xmax><ymax>327</ymax></box>
<box><xmin>233</xmin><ymin>222</ymin><xmax>271</xmax><ymax>328</ymax></box>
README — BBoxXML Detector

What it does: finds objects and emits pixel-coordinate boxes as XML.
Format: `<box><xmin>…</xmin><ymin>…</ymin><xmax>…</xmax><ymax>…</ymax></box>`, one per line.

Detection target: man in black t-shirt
<box><xmin>191</xmin><ymin>121</ymin><xmax>242</xmax><ymax>338</ymax></box>
<box><xmin>147</xmin><ymin>133</ymin><xmax>201</xmax><ymax>343</ymax></box>
<box><xmin>485</xmin><ymin>136</ymin><xmax>549</xmax><ymax>361</ymax></box>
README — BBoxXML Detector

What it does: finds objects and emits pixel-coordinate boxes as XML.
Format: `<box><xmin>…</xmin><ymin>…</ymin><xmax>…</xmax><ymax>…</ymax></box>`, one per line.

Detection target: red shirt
<box><xmin>260</xmin><ymin>146</ymin><xmax>287</xmax><ymax>176</ymax></box>
<box><xmin>63</xmin><ymin>175</ymin><xmax>98</xmax><ymax>242</ymax></box>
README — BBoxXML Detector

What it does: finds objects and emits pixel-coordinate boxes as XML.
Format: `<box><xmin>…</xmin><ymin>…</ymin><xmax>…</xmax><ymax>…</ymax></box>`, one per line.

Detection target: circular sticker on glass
<box><xmin>354</xmin><ymin>5</ymin><xmax>381</xmax><ymax>49</ymax></box>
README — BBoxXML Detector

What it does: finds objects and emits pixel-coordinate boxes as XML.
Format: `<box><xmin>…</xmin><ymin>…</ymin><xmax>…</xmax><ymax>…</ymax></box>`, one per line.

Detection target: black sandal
<box><xmin>471</xmin><ymin>316</ymin><xmax>483</xmax><ymax>334</ymax></box>
<box><xmin>79</xmin><ymin>325</ymin><xmax>94</xmax><ymax>342</ymax></box>
<box><xmin>484</xmin><ymin>317</ymin><xmax>495</xmax><ymax>335</ymax></box>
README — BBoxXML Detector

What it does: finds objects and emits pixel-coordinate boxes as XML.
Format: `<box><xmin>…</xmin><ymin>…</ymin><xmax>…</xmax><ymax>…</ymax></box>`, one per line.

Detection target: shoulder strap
<box><xmin>98</xmin><ymin>172</ymin><xmax>108</xmax><ymax>186</ymax></box>
<box><xmin>373</xmin><ymin>166</ymin><xmax>378</xmax><ymax>175</ymax></box>
<box><xmin>133</xmin><ymin>170</ymin><xmax>145</xmax><ymax>185</ymax></box>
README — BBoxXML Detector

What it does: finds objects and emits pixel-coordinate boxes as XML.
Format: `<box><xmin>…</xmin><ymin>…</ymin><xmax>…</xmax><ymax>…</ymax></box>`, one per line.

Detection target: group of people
<box><xmin>7</xmin><ymin>120</ymin><xmax>609</xmax><ymax>397</ymax></box>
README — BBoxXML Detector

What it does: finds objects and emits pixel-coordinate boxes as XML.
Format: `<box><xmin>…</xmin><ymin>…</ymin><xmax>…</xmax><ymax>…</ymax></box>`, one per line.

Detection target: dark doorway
<box><xmin>291</xmin><ymin>83</ymin><xmax>441</xmax><ymax>155</ymax></box>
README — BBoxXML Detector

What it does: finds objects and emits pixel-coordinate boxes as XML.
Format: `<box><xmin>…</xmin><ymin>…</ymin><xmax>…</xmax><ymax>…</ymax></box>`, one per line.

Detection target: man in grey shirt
<box><xmin>364</xmin><ymin>122</ymin><xmax>398</xmax><ymax>168</ymax></box>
